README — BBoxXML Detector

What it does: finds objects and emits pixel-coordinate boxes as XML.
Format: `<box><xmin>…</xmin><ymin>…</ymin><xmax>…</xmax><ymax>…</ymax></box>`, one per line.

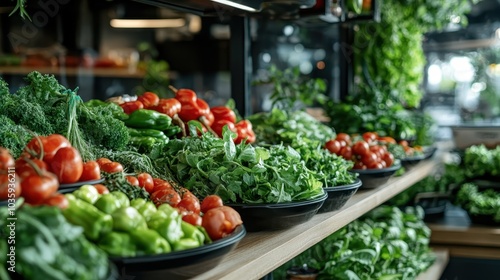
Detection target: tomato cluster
<box><xmin>325</xmin><ymin>132</ymin><xmax>395</xmax><ymax>170</ymax></box>
<box><xmin>210</xmin><ymin>106</ymin><xmax>256</xmax><ymax>144</ymax></box>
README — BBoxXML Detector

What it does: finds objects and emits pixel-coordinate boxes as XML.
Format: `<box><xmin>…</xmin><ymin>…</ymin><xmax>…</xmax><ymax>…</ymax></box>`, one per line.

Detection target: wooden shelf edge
<box><xmin>0</xmin><ymin>66</ymin><xmax>175</xmax><ymax>79</ymax></box>
<box><xmin>191</xmin><ymin>159</ymin><xmax>441</xmax><ymax>280</ymax></box>
<box><xmin>416</xmin><ymin>249</ymin><xmax>449</xmax><ymax>280</ymax></box>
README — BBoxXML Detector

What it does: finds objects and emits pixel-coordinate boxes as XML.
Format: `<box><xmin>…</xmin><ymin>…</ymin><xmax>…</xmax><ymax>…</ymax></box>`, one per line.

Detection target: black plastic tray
<box><xmin>318</xmin><ymin>178</ymin><xmax>362</xmax><ymax>213</ymax></box>
<box><xmin>226</xmin><ymin>192</ymin><xmax>328</xmax><ymax>232</ymax></box>
<box><xmin>400</xmin><ymin>154</ymin><xmax>426</xmax><ymax>167</ymax></box>
<box><xmin>59</xmin><ymin>178</ymin><xmax>105</xmax><ymax>189</ymax></box>
<box><xmin>468</xmin><ymin>213</ymin><xmax>500</xmax><ymax>227</ymax></box>
<box><xmin>110</xmin><ymin>225</ymin><xmax>246</xmax><ymax>279</ymax></box>
<box><xmin>351</xmin><ymin>162</ymin><xmax>401</xmax><ymax>189</ymax></box>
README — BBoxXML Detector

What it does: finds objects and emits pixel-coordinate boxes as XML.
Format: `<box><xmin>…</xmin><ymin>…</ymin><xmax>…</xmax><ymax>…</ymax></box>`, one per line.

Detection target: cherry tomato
<box><xmin>201</xmin><ymin>195</ymin><xmax>224</xmax><ymax>213</ymax></box>
<box><xmin>369</xmin><ymin>145</ymin><xmax>386</xmax><ymax>158</ymax></box>
<box><xmin>367</xmin><ymin>161</ymin><xmax>384</xmax><ymax>169</ymax></box>
<box><xmin>336</xmin><ymin>133</ymin><xmax>351</xmax><ymax>146</ymax></box>
<box><xmin>0</xmin><ymin>148</ymin><xmax>14</xmax><ymax>171</ymax></box>
<box><xmin>353</xmin><ymin>161</ymin><xmax>366</xmax><ymax>170</ymax></box>
<box><xmin>126</xmin><ymin>176</ymin><xmax>139</xmax><ymax>186</ymax></box>
<box><xmin>120</xmin><ymin>100</ymin><xmax>144</xmax><ymax>114</ymax></box>
<box><xmin>382</xmin><ymin>152</ymin><xmax>395</xmax><ymax>167</ymax></box>
<box><xmin>361</xmin><ymin>151</ymin><xmax>378</xmax><ymax>166</ymax></box>
<box><xmin>202</xmin><ymin>206</ymin><xmax>242</xmax><ymax>241</ymax></box>
<box><xmin>151</xmin><ymin>188</ymin><xmax>181</xmax><ymax>207</ymax></box>
<box><xmin>94</xmin><ymin>184</ymin><xmax>110</xmax><ymax>194</ymax></box>
<box><xmin>174</xmin><ymin>88</ymin><xmax>197</xmax><ymax>104</ymax></box>
<box><xmin>79</xmin><ymin>161</ymin><xmax>101</xmax><ymax>182</ymax></box>
<box><xmin>50</xmin><ymin>147</ymin><xmax>84</xmax><ymax>184</ymax></box>
<box><xmin>0</xmin><ymin>173</ymin><xmax>21</xmax><ymax>200</ymax></box>
<box><xmin>182</xmin><ymin>212</ymin><xmax>202</xmax><ymax>226</ymax></box>
<box><xmin>352</xmin><ymin>141</ymin><xmax>370</xmax><ymax>156</ymax></box>
<box><xmin>152</xmin><ymin>98</ymin><xmax>181</xmax><ymax>117</ymax></box>
<box><xmin>211</xmin><ymin>120</ymin><xmax>237</xmax><ymax>138</ymax></box>
<box><xmin>177</xmin><ymin>195</ymin><xmax>201</xmax><ymax>214</ymax></box>
<box><xmin>210</xmin><ymin>106</ymin><xmax>237</xmax><ymax>123</ymax></box>
<box><xmin>137</xmin><ymin>92</ymin><xmax>160</xmax><ymax>108</ymax></box>
<box><xmin>137</xmin><ymin>173</ymin><xmax>154</xmax><ymax>193</ymax></box>
<box><xmin>325</xmin><ymin>139</ymin><xmax>342</xmax><ymax>155</ymax></box>
<box><xmin>362</xmin><ymin>132</ymin><xmax>378</xmax><ymax>144</ymax></box>
<box><xmin>43</xmin><ymin>193</ymin><xmax>69</xmax><ymax>209</ymax></box>
<box><xmin>21</xmin><ymin>171</ymin><xmax>59</xmax><ymax>205</ymax></box>
<box><xmin>100</xmin><ymin>162</ymin><xmax>124</xmax><ymax>174</ymax></box>
<box><xmin>339</xmin><ymin>146</ymin><xmax>353</xmax><ymax>160</ymax></box>
<box><xmin>96</xmin><ymin>158</ymin><xmax>112</xmax><ymax>167</ymax></box>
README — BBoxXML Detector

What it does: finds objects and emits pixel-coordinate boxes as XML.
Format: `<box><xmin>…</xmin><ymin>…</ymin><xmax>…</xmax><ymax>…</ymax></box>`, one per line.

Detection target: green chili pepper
<box><xmin>124</xmin><ymin>109</ymin><xmax>172</xmax><ymax>130</ymax></box>
<box><xmin>73</xmin><ymin>185</ymin><xmax>100</xmax><ymax>204</ymax></box>
<box><xmin>62</xmin><ymin>194</ymin><xmax>113</xmax><ymax>240</ymax></box>
<box><xmin>111</xmin><ymin>207</ymin><xmax>148</xmax><ymax>232</ymax></box>
<box><xmin>180</xmin><ymin>221</ymin><xmax>205</xmax><ymax>245</ymax></box>
<box><xmin>98</xmin><ymin>231</ymin><xmax>136</xmax><ymax>257</ymax></box>
<box><xmin>128</xmin><ymin>127</ymin><xmax>168</xmax><ymax>140</ymax></box>
<box><xmin>163</xmin><ymin>125</ymin><xmax>182</xmax><ymax>137</ymax></box>
<box><xmin>129</xmin><ymin>229</ymin><xmax>171</xmax><ymax>255</ymax></box>
<box><xmin>110</xmin><ymin>191</ymin><xmax>130</xmax><ymax>208</ymax></box>
<box><xmin>94</xmin><ymin>193</ymin><xmax>121</xmax><ymax>214</ymax></box>
<box><xmin>173</xmin><ymin>238</ymin><xmax>200</xmax><ymax>251</ymax></box>
<box><xmin>128</xmin><ymin>136</ymin><xmax>167</xmax><ymax>151</ymax></box>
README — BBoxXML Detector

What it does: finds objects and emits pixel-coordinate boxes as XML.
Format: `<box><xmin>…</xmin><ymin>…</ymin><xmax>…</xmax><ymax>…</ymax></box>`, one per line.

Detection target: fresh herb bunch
<box><xmin>273</xmin><ymin>206</ymin><xmax>435</xmax><ymax>279</ymax></box>
<box><xmin>156</xmin><ymin>123</ymin><xmax>324</xmax><ymax>203</ymax></box>
<box><xmin>253</xmin><ymin>65</ymin><xmax>327</xmax><ymax>112</ymax></box>
<box><xmin>455</xmin><ymin>183</ymin><xmax>500</xmax><ymax>222</ymax></box>
<box><xmin>463</xmin><ymin>145</ymin><xmax>500</xmax><ymax>178</ymax></box>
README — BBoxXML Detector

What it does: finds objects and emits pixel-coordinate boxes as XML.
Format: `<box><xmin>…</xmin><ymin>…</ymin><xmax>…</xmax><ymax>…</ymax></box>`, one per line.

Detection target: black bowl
<box><xmin>226</xmin><ymin>192</ymin><xmax>328</xmax><ymax>232</ymax></box>
<box><xmin>110</xmin><ymin>225</ymin><xmax>246</xmax><ymax>279</ymax></box>
<box><xmin>400</xmin><ymin>154</ymin><xmax>426</xmax><ymax>168</ymax></box>
<box><xmin>59</xmin><ymin>178</ymin><xmax>105</xmax><ymax>189</ymax></box>
<box><xmin>351</xmin><ymin>162</ymin><xmax>402</xmax><ymax>189</ymax></box>
<box><xmin>468</xmin><ymin>213</ymin><xmax>500</xmax><ymax>227</ymax></box>
<box><xmin>318</xmin><ymin>178</ymin><xmax>362</xmax><ymax>213</ymax></box>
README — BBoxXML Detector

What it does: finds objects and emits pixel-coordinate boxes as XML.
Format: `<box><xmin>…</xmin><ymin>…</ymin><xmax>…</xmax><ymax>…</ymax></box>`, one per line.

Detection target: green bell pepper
<box><xmin>129</xmin><ymin>229</ymin><xmax>171</xmax><ymax>255</ymax></box>
<box><xmin>73</xmin><ymin>185</ymin><xmax>100</xmax><ymax>204</ymax></box>
<box><xmin>148</xmin><ymin>215</ymin><xmax>184</xmax><ymax>245</ymax></box>
<box><xmin>173</xmin><ymin>238</ymin><xmax>200</xmax><ymax>251</ymax></box>
<box><xmin>163</xmin><ymin>125</ymin><xmax>182</xmax><ymax>137</ymax></box>
<box><xmin>111</xmin><ymin>206</ymin><xmax>147</xmax><ymax>232</ymax></box>
<box><xmin>85</xmin><ymin>99</ymin><xmax>128</xmax><ymax>121</ymax></box>
<box><xmin>128</xmin><ymin>128</ymin><xmax>168</xmax><ymax>140</ymax></box>
<box><xmin>131</xmin><ymin>199</ymin><xmax>157</xmax><ymax>221</ymax></box>
<box><xmin>123</xmin><ymin>109</ymin><xmax>172</xmax><ymax>130</ymax></box>
<box><xmin>110</xmin><ymin>191</ymin><xmax>130</xmax><ymax>208</ymax></box>
<box><xmin>181</xmin><ymin>221</ymin><xmax>205</xmax><ymax>245</ymax></box>
<box><xmin>98</xmin><ymin>231</ymin><xmax>136</xmax><ymax>257</ymax></box>
<box><xmin>94</xmin><ymin>193</ymin><xmax>122</xmax><ymax>214</ymax></box>
<box><xmin>130</xmin><ymin>198</ymin><xmax>147</xmax><ymax>209</ymax></box>
<box><xmin>128</xmin><ymin>136</ymin><xmax>167</xmax><ymax>152</ymax></box>
<box><xmin>157</xmin><ymin>203</ymin><xmax>179</xmax><ymax>218</ymax></box>
<box><xmin>62</xmin><ymin>194</ymin><xmax>113</xmax><ymax>240</ymax></box>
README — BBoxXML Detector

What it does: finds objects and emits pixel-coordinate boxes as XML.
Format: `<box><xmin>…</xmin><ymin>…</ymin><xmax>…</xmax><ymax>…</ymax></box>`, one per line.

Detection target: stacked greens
<box><xmin>156</xmin><ymin>125</ymin><xmax>324</xmax><ymax>203</ymax></box>
<box><xmin>463</xmin><ymin>145</ymin><xmax>500</xmax><ymax>178</ymax></box>
<box><xmin>273</xmin><ymin>206</ymin><xmax>435</xmax><ymax>279</ymax></box>
<box><xmin>455</xmin><ymin>183</ymin><xmax>500</xmax><ymax>222</ymax></box>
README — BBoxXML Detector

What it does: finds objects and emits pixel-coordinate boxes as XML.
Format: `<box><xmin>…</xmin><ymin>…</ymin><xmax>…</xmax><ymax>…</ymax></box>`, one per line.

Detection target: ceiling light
<box><xmin>210</xmin><ymin>0</ymin><xmax>259</xmax><ymax>12</ymax></box>
<box><xmin>110</xmin><ymin>18</ymin><xmax>186</xmax><ymax>28</ymax></box>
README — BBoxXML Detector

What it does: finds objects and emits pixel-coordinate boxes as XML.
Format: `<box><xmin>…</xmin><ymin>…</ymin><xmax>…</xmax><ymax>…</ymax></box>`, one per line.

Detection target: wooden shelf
<box><xmin>0</xmin><ymin>66</ymin><xmax>147</xmax><ymax>78</ymax></box>
<box><xmin>416</xmin><ymin>249</ymin><xmax>449</xmax><ymax>280</ymax></box>
<box><xmin>190</xmin><ymin>158</ymin><xmax>441</xmax><ymax>280</ymax></box>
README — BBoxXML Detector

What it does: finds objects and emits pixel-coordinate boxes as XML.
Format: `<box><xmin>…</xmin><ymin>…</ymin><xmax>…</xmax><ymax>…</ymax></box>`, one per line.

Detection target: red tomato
<box><xmin>325</xmin><ymin>139</ymin><xmax>342</xmax><ymax>155</ymax></box>
<box><xmin>367</xmin><ymin>161</ymin><xmax>384</xmax><ymax>169</ymax></box>
<box><xmin>201</xmin><ymin>195</ymin><xmax>224</xmax><ymax>213</ymax></box>
<box><xmin>178</xmin><ymin>102</ymin><xmax>204</xmax><ymax>122</ymax></box>
<box><xmin>362</xmin><ymin>132</ymin><xmax>378</xmax><ymax>144</ymax></box>
<box><xmin>382</xmin><ymin>153</ymin><xmax>395</xmax><ymax>167</ymax></box>
<box><xmin>0</xmin><ymin>173</ymin><xmax>21</xmax><ymax>200</ymax></box>
<box><xmin>353</xmin><ymin>161</ymin><xmax>366</xmax><ymax>170</ymax></box>
<box><xmin>177</xmin><ymin>196</ymin><xmax>201</xmax><ymax>214</ymax></box>
<box><xmin>151</xmin><ymin>188</ymin><xmax>181</xmax><ymax>207</ymax></box>
<box><xmin>202</xmin><ymin>206</ymin><xmax>243</xmax><ymax>241</ymax></box>
<box><xmin>100</xmin><ymin>162</ymin><xmax>124</xmax><ymax>174</ymax></box>
<box><xmin>126</xmin><ymin>176</ymin><xmax>139</xmax><ymax>186</ymax></box>
<box><xmin>137</xmin><ymin>173</ymin><xmax>154</xmax><ymax>193</ymax></box>
<box><xmin>137</xmin><ymin>92</ymin><xmax>160</xmax><ymax>108</ymax></box>
<box><xmin>182</xmin><ymin>212</ymin><xmax>202</xmax><ymax>226</ymax></box>
<box><xmin>43</xmin><ymin>193</ymin><xmax>69</xmax><ymax>209</ymax></box>
<box><xmin>120</xmin><ymin>101</ymin><xmax>144</xmax><ymax>114</ymax></box>
<box><xmin>339</xmin><ymin>146</ymin><xmax>353</xmax><ymax>160</ymax></box>
<box><xmin>0</xmin><ymin>148</ymin><xmax>14</xmax><ymax>171</ymax></box>
<box><xmin>369</xmin><ymin>145</ymin><xmax>386</xmax><ymax>158</ymax></box>
<box><xmin>361</xmin><ymin>151</ymin><xmax>378</xmax><ymax>166</ymax></box>
<box><xmin>50</xmin><ymin>147</ymin><xmax>83</xmax><ymax>184</ymax></box>
<box><xmin>205</xmin><ymin>111</ymin><xmax>215</xmax><ymax>127</ymax></box>
<box><xmin>211</xmin><ymin>120</ymin><xmax>237</xmax><ymax>138</ymax></box>
<box><xmin>175</xmin><ymin>88</ymin><xmax>197</xmax><ymax>104</ymax></box>
<box><xmin>41</xmin><ymin>134</ymin><xmax>71</xmax><ymax>164</ymax></box>
<box><xmin>336</xmin><ymin>133</ymin><xmax>351</xmax><ymax>146</ymax></box>
<box><xmin>153</xmin><ymin>178</ymin><xmax>167</xmax><ymax>187</ymax></box>
<box><xmin>152</xmin><ymin>181</ymin><xmax>174</xmax><ymax>193</ymax></box>
<box><xmin>352</xmin><ymin>141</ymin><xmax>370</xmax><ymax>156</ymax></box>
<box><xmin>16</xmin><ymin>158</ymin><xmax>48</xmax><ymax>179</ymax></box>
<box><xmin>96</xmin><ymin>158</ymin><xmax>112</xmax><ymax>167</ymax></box>
<box><xmin>79</xmin><ymin>161</ymin><xmax>101</xmax><ymax>182</ymax></box>
<box><xmin>210</xmin><ymin>106</ymin><xmax>237</xmax><ymax>123</ymax></box>
<box><xmin>152</xmin><ymin>98</ymin><xmax>181</xmax><ymax>117</ymax></box>
<box><xmin>21</xmin><ymin>171</ymin><xmax>59</xmax><ymax>205</ymax></box>
<box><xmin>94</xmin><ymin>184</ymin><xmax>110</xmax><ymax>194</ymax></box>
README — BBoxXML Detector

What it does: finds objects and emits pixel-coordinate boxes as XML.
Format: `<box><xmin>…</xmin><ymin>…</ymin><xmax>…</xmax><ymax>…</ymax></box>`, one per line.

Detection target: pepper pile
<box><xmin>210</xmin><ymin>105</ymin><xmax>255</xmax><ymax>144</ymax></box>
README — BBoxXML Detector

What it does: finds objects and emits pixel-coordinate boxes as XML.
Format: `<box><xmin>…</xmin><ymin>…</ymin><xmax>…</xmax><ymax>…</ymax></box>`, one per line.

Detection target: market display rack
<box><xmin>190</xmin><ymin>157</ymin><xmax>441</xmax><ymax>280</ymax></box>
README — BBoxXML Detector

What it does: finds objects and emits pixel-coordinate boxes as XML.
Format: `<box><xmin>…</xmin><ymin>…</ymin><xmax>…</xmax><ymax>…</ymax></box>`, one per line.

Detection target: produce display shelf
<box><xmin>0</xmin><ymin>66</ymin><xmax>172</xmax><ymax>79</ymax></box>
<box><xmin>416</xmin><ymin>249</ymin><xmax>449</xmax><ymax>280</ymax></box>
<box><xmin>191</xmin><ymin>158</ymin><xmax>441</xmax><ymax>280</ymax></box>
